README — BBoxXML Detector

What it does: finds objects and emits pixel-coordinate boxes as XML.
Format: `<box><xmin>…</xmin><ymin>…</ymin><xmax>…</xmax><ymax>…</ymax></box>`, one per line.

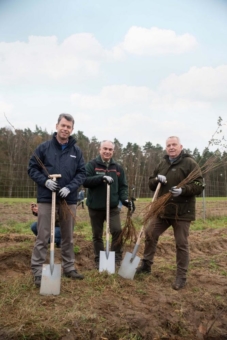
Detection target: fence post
<box><xmin>202</xmin><ymin>178</ymin><xmax>206</xmax><ymax>221</ymax></box>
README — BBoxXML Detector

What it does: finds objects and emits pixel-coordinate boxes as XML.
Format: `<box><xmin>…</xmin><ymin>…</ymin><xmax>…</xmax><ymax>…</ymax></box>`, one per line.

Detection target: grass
<box><xmin>191</xmin><ymin>216</ymin><xmax>227</xmax><ymax>230</ymax></box>
<box><xmin>1</xmin><ymin>215</ymin><xmax>227</xmax><ymax>238</ymax></box>
<box><xmin>1</xmin><ymin>198</ymin><xmax>227</xmax><ymax>339</ymax></box>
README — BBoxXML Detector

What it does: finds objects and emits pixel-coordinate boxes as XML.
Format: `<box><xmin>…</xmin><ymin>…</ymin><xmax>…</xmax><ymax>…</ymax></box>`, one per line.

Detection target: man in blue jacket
<box><xmin>28</xmin><ymin>113</ymin><xmax>86</xmax><ymax>287</ymax></box>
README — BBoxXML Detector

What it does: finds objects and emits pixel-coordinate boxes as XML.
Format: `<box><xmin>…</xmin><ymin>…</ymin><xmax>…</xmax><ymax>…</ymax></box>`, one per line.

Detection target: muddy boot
<box><xmin>63</xmin><ymin>270</ymin><xmax>84</xmax><ymax>280</ymax></box>
<box><xmin>172</xmin><ymin>277</ymin><xmax>187</xmax><ymax>290</ymax></box>
<box><xmin>136</xmin><ymin>260</ymin><xmax>151</xmax><ymax>274</ymax></box>
<box><xmin>34</xmin><ymin>275</ymin><xmax>41</xmax><ymax>288</ymax></box>
<box><xmin>95</xmin><ymin>260</ymin><xmax>99</xmax><ymax>270</ymax></box>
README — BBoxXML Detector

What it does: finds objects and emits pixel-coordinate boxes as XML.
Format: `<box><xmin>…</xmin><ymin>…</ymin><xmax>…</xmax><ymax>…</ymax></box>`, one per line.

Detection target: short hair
<box><xmin>100</xmin><ymin>140</ymin><xmax>115</xmax><ymax>149</ymax></box>
<box><xmin>166</xmin><ymin>136</ymin><xmax>181</xmax><ymax>144</ymax></box>
<box><xmin>57</xmin><ymin>113</ymin><xmax>74</xmax><ymax>127</ymax></box>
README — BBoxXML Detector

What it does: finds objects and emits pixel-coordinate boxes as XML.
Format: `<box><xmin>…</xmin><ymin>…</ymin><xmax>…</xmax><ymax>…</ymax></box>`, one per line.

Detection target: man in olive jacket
<box><xmin>83</xmin><ymin>140</ymin><xmax>133</xmax><ymax>268</ymax></box>
<box><xmin>136</xmin><ymin>136</ymin><xmax>203</xmax><ymax>290</ymax></box>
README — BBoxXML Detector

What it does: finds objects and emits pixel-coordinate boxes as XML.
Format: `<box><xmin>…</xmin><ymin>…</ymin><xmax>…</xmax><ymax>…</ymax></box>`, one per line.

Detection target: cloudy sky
<box><xmin>0</xmin><ymin>0</ymin><xmax>227</xmax><ymax>152</ymax></box>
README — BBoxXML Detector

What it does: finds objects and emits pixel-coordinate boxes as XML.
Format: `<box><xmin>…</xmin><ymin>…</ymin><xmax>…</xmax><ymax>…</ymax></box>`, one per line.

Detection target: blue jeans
<box><xmin>30</xmin><ymin>222</ymin><xmax>61</xmax><ymax>246</ymax></box>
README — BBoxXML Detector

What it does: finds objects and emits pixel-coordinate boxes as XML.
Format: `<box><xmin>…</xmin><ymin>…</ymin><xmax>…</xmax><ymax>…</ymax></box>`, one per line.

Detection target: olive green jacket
<box><xmin>83</xmin><ymin>156</ymin><xmax>128</xmax><ymax>210</ymax></box>
<box><xmin>149</xmin><ymin>152</ymin><xmax>203</xmax><ymax>221</ymax></box>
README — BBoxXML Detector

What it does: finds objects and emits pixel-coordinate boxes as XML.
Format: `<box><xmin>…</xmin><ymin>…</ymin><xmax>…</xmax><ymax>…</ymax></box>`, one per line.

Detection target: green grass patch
<box><xmin>191</xmin><ymin>217</ymin><xmax>227</xmax><ymax>230</ymax></box>
<box><xmin>0</xmin><ymin>221</ymin><xmax>32</xmax><ymax>234</ymax></box>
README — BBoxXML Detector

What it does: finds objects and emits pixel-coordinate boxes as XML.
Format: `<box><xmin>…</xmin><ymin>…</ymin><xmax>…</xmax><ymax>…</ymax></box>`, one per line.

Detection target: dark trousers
<box><xmin>88</xmin><ymin>207</ymin><xmax>122</xmax><ymax>262</ymax></box>
<box><xmin>30</xmin><ymin>222</ymin><xmax>61</xmax><ymax>245</ymax></box>
<box><xmin>143</xmin><ymin>217</ymin><xmax>190</xmax><ymax>278</ymax></box>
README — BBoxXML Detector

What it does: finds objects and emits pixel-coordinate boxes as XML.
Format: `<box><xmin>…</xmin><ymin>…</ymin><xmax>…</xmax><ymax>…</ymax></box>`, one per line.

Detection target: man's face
<box><xmin>99</xmin><ymin>141</ymin><xmax>114</xmax><ymax>162</ymax></box>
<box><xmin>166</xmin><ymin>137</ymin><xmax>183</xmax><ymax>158</ymax></box>
<box><xmin>56</xmin><ymin>118</ymin><xmax>73</xmax><ymax>142</ymax></box>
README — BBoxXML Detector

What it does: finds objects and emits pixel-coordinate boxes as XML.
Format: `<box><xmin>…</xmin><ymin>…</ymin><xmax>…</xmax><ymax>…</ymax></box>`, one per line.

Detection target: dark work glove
<box><xmin>122</xmin><ymin>199</ymin><xmax>133</xmax><ymax>212</ymax></box>
<box><xmin>45</xmin><ymin>179</ymin><xmax>60</xmax><ymax>192</ymax></box>
<box><xmin>131</xmin><ymin>197</ymin><xmax>136</xmax><ymax>213</ymax></box>
<box><xmin>103</xmin><ymin>176</ymin><xmax>114</xmax><ymax>185</ymax></box>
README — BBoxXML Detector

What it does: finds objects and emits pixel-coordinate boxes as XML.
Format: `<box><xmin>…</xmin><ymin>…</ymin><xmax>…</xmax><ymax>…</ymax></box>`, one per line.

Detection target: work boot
<box><xmin>136</xmin><ymin>260</ymin><xmax>151</xmax><ymax>274</ymax></box>
<box><xmin>56</xmin><ymin>242</ymin><xmax>61</xmax><ymax>248</ymax></box>
<box><xmin>63</xmin><ymin>270</ymin><xmax>84</xmax><ymax>280</ymax></box>
<box><xmin>115</xmin><ymin>260</ymin><xmax>121</xmax><ymax>268</ymax></box>
<box><xmin>34</xmin><ymin>275</ymin><xmax>41</xmax><ymax>288</ymax></box>
<box><xmin>172</xmin><ymin>277</ymin><xmax>187</xmax><ymax>290</ymax></box>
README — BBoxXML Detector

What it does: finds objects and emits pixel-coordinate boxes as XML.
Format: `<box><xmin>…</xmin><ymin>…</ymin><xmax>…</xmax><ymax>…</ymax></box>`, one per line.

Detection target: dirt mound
<box><xmin>0</xmin><ymin>227</ymin><xmax>227</xmax><ymax>339</ymax></box>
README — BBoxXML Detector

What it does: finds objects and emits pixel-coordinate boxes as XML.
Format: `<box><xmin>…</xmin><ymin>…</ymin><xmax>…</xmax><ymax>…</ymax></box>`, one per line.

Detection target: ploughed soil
<box><xmin>0</xmin><ymin>202</ymin><xmax>227</xmax><ymax>340</ymax></box>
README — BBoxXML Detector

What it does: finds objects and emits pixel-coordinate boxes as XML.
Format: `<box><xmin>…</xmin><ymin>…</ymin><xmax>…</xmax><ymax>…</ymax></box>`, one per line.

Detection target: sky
<box><xmin>0</xmin><ymin>0</ymin><xmax>227</xmax><ymax>153</ymax></box>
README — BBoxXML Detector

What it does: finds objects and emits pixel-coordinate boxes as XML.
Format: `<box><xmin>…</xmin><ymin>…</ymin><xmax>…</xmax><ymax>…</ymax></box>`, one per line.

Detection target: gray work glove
<box><xmin>45</xmin><ymin>179</ymin><xmax>60</xmax><ymax>192</ymax></box>
<box><xmin>170</xmin><ymin>186</ymin><xmax>182</xmax><ymax>197</ymax></box>
<box><xmin>122</xmin><ymin>199</ymin><xmax>133</xmax><ymax>212</ymax></box>
<box><xmin>157</xmin><ymin>174</ymin><xmax>167</xmax><ymax>184</ymax></box>
<box><xmin>103</xmin><ymin>176</ymin><xmax>114</xmax><ymax>185</ymax></box>
<box><xmin>58</xmin><ymin>187</ymin><xmax>70</xmax><ymax>198</ymax></box>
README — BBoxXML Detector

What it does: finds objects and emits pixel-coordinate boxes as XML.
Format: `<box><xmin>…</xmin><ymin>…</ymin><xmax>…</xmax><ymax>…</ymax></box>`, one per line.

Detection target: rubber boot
<box><xmin>136</xmin><ymin>260</ymin><xmax>151</xmax><ymax>274</ymax></box>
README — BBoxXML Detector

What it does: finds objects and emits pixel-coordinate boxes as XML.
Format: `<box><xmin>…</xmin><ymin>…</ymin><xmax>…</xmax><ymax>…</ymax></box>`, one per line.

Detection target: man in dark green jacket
<box><xmin>83</xmin><ymin>140</ymin><xmax>133</xmax><ymax>268</ymax></box>
<box><xmin>136</xmin><ymin>136</ymin><xmax>203</xmax><ymax>290</ymax></box>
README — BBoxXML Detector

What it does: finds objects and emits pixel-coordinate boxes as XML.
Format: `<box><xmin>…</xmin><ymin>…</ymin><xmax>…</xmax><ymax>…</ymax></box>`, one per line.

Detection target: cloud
<box><xmin>159</xmin><ymin>65</ymin><xmax>227</xmax><ymax>100</ymax></box>
<box><xmin>0</xmin><ymin>34</ymin><xmax>109</xmax><ymax>84</ymax></box>
<box><xmin>0</xmin><ymin>27</ymin><xmax>198</xmax><ymax>85</ymax></box>
<box><xmin>0</xmin><ymin>99</ymin><xmax>14</xmax><ymax>113</ymax></box>
<box><xmin>71</xmin><ymin>85</ymin><xmax>155</xmax><ymax>110</ymax></box>
<box><xmin>71</xmin><ymin>64</ymin><xmax>226</xmax><ymax>114</ymax></box>
<box><xmin>118</xmin><ymin>26</ymin><xmax>198</xmax><ymax>56</ymax></box>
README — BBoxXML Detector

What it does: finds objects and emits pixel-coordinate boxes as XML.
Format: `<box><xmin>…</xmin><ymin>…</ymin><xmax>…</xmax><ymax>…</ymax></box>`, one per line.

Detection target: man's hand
<box><xmin>103</xmin><ymin>176</ymin><xmax>114</xmax><ymax>185</ymax></box>
<box><xmin>58</xmin><ymin>187</ymin><xmax>70</xmax><ymax>198</ymax></box>
<box><xmin>157</xmin><ymin>174</ymin><xmax>167</xmax><ymax>184</ymax></box>
<box><xmin>31</xmin><ymin>203</ymin><xmax>38</xmax><ymax>216</ymax></box>
<box><xmin>122</xmin><ymin>200</ymin><xmax>133</xmax><ymax>212</ymax></box>
<box><xmin>170</xmin><ymin>186</ymin><xmax>182</xmax><ymax>197</ymax></box>
<box><xmin>45</xmin><ymin>179</ymin><xmax>60</xmax><ymax>192</ymax></box>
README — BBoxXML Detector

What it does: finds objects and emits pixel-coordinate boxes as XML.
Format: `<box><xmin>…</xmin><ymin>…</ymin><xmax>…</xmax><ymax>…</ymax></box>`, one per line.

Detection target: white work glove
<box><xmin>157</xmin><ymin>174</ymin><xmax>167</xmax><ymax>184</ymax></box>
<box><xmin>122</xmin><ymin>200</ymin><xmax>133</xmax><ymax>211</ymax></box>
<box><xmin>170</xmin><ymin>186</ymin><xmax>182</xmax><ymax>197</ymax></box>
<box><xmin>103</xmin><ymin>176</ymin><xmax>114</xmax><ymax>185</ymax></box>
<box><xmin>45</xmin><ymin>179</ymin><xmax>60</xmax><ymax>192</ymax></box>
<box><xmin>58</xmin><ymin>187</ymin><xmax>70</xmax><ymax>198</ymax></box>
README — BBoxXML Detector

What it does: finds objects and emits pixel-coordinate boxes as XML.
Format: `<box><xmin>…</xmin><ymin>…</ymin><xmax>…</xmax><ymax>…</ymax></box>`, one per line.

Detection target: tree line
<box><xmin>0</xmin><ymin>125</ymin><xmax>226</xmax><ymax>198</ymax></box>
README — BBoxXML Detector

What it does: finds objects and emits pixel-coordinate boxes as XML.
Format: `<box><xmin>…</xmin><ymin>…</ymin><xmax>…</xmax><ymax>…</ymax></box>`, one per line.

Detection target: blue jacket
<box><xmin>28</xmin><ymin>133</ymin><xmax>86</xmax><ymax>204</ymax></box>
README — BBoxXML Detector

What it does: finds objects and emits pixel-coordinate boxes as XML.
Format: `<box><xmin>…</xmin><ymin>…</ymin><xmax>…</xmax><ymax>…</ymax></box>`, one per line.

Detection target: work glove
<box><xmin>157</xmin><ymin>174</ymin><xmax>167</xmax><ymax>184</ymax></box>
<box><xmin>169</xmin><ymin>186</ymin><xmax>182</xmax><ymax>197</ymax></box>
<box><xmin>122</xmin><ymin>200</ymin><xmax>133</xmax><ymax>212</ymax></box>
<box><xmin>45</xmin><ymin>179</ymin><xmax>60</xmax><ymax>192</ymax></box>
<box><xmin>58</xmin><ymin>187</ymin><xmax>70</xmax><ymax>198</ymax></box>
<box><xmin>103</xmin><ymin>176</ymin><xmax>114</xmax><ymax>185</ymax></box>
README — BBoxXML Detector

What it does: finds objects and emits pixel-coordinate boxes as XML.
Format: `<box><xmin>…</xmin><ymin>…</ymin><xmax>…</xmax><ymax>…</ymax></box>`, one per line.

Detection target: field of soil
<box><xmin>0</xmin><ymin>202</ymin><xmax>227</xmax><ymax>340</ymax></box>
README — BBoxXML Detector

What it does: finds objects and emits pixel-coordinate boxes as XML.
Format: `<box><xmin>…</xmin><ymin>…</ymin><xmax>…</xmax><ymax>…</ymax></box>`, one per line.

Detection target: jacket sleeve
<box><xmin>28</xmin><ymin>145</ymin><xmax>49</xmax><ymax>187</ymax></box>
<box><xmin>66</xmin><ymin>148</ymin><xmax>86</xmax><ymax>192</ymax></box>
<box><xmin>148</xmin><ymin>165</ymin><xmax>161</xmax><ymax>192</ymax></box>
<box><xmin>83</xmin><ymin>162</ymin><xmax>104</xmax><ymax>188</ymax></box>
<box><xmin>118</xmin><ymin>166</ymin><xmax>128</xmax><ymax>202</ymax></box>
<box><xmin>180</xmin><ymin>161</ymin><xmax>204</xmax><ymax>196</ymax></box>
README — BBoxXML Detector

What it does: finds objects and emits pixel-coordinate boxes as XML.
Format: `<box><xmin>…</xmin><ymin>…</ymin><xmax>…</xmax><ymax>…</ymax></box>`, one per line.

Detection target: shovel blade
<box><xmin>118</xmin><ymin>252</ymin><xmax>141</xmax><ymax>280</ymax></box>
<box><xmin>99</xmin><ymin>250</ymin><xmax>115</xmax><ymax>274</ymax></box>
<box><xmin>40</xmin><ymin>264</ymin><xmax>61</xmax><ymax>295</ymax></box>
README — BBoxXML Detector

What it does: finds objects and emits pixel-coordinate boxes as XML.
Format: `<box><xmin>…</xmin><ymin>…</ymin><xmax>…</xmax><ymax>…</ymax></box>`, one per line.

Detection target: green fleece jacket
<box><xmin>83</xmin><ymin>156</ymin><xmax>128</xmax><ymax>210</ymax></box>
<box><xmin>149</xmin><ymin>152</ymin><xmax>203</xmax><ymax>221</ymax></box>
